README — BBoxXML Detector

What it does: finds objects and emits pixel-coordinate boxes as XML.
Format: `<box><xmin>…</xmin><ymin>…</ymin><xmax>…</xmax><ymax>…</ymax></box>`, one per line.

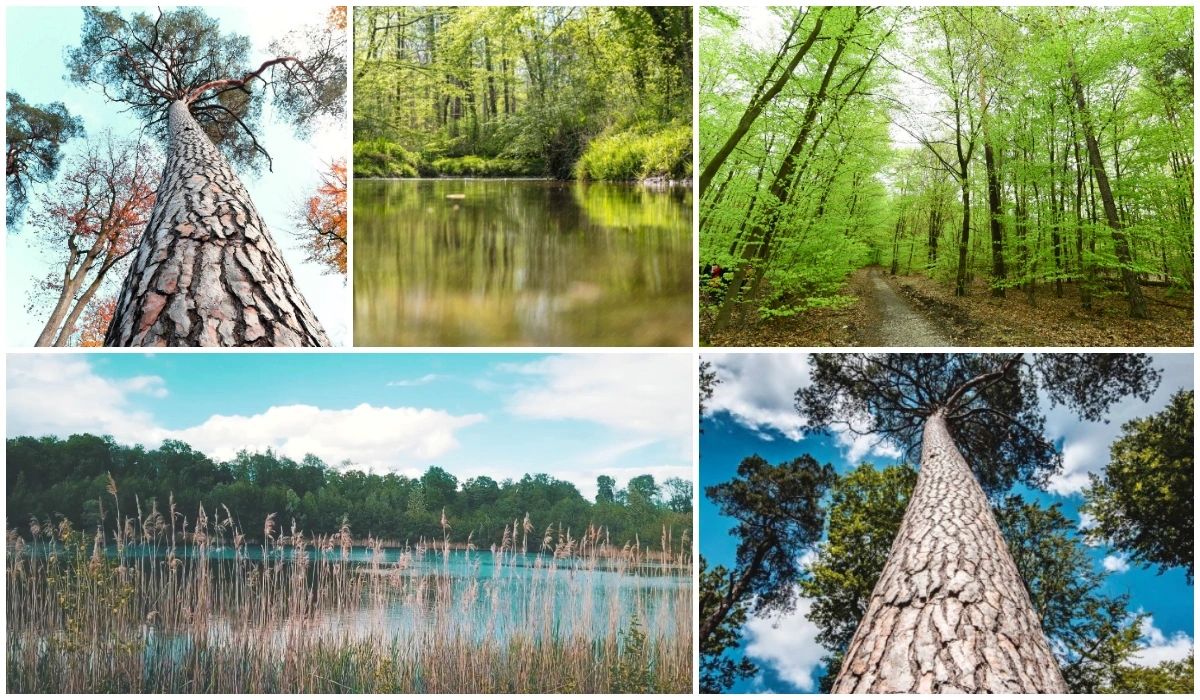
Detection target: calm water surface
<box><xmin>354</xmin><ymin>179</ymin><xmax>692</xmax><ymax>346</ymax></box>
<box><xmin>99</xmin><ymin>546</ymin><xmax>688</xmax><ymax>643</ymax></box>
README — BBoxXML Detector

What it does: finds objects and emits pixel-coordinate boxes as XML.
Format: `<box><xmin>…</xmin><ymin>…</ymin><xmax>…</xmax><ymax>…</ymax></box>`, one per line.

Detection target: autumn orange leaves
<box><xmin>291</xmin><ymin>158</ymin><xmax>347</xmax><ymax>277</ymax></box>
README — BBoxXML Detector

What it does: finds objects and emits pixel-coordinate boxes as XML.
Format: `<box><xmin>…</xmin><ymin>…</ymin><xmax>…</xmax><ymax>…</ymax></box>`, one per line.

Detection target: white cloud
<box><xmin>508</xmin><ymin>354</ymin><xmax>692</xmax><ymax>443</ymax></box>
<box><xmin>706</xmin><ymin>353</ymin><xmax>811</xmax><ymax>440</ymax></box>
<box><xmin>1045</xmin><ymin>354</ymin><xmax>1193</xmax><ymax>496</ymax></box>
<box><xmin>1131</xmin><ymin>615</ymin><xmax>1194</xmax><ymax>667</ymax></box>
<box><xmin>6</xmin><ymin>356</ymin><xmax>485</xmax><ymax>470</ymax></box>
<box><xmin>387</xmin><ymin>374</ymin><xmax>444</xmax><ymax>387</ymax></box>
<box><xmin>743</xmin><ymin>592</ymin><xmax>827</xmax><ymax>692</ymax></box>
<box><xmin>1102</xmin><ymin>554</ymin><xmax>1130</xmax><ymax>573</ymax></box>
<box><xmin>1078</xmin><ymin>511</ymin><xmax>1107</xmax><ymax>547</ymax></box>
<box><xmin>706</xmin><ymin>354</ymin><xmax>902</xmax><ymax>464</ymax></box>
<box><xmin>836</xmin><ymin>427</ymin><xmax>903</xmax><ymax>465</ymax></box>
<box><xmin>169</xmin><ymin>404</ymin><xmax>484</xmax><ymax>467</ymax></box>
<box><xmin>119</xmin><ymin>374</ymin><xmax>169</xmax><ymax>398</ymax></box>
<box><xmin>6</xmin><ymin>355</ymin><xmax>167</xmax><ymax>445</ymax></box>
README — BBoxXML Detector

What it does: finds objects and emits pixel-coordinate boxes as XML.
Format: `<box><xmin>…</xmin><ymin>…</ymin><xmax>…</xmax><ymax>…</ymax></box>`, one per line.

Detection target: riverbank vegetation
<box><xmin>353</xmin><ymin>6</ymin><xmax>691</xmax><ymax>180</ymax></box>
<box><xmin>700</xmin><ymin>6</ymin><xmax>1193</xmax><ymax>346</ymax></box>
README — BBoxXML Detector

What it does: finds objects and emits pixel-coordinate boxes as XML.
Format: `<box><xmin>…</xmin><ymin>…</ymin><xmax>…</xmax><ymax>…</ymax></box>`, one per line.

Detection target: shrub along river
<box><xmin>354</xmin><ymin>179</ymin><xmax>692</xmax><ymax>346</ymax></box>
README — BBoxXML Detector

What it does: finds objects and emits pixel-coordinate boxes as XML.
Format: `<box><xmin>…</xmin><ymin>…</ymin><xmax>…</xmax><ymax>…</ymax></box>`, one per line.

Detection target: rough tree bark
<box><xmin>831</xmin><ymin>412</ymin><xmax>1069</xmax><ymax>694</ymax></box>
<box><xmin>104</xmin><ymin>101</ymin><xmax>329</xmax><ymax>346</ymax></box>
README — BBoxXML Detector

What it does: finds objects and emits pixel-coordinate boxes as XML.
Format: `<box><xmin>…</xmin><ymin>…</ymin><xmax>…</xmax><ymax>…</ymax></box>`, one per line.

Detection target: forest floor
<box><xmin>700</xmin><ymin>266</ymin><xmax>1193</xmax><ymax>347</ymax></box>
<box><xmin>701</xmin><ymin>268</ymin><xmax>888</xmax><ymax>347</ymax></box>
<box><xmin>890</xmin><ymin>272</ymin><xmax>1193</xmax><ymax>346</ymax></box>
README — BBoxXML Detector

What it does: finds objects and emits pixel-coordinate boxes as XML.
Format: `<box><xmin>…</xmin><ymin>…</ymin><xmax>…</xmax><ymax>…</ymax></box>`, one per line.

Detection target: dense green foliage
<box><xmin>1104</xmin><ymin>654</ymin><xmax>1194</xmax><ymax>694</ymax></box>
<box><xmin>1083</xmin><ymin>389</ymin><xmax>1194</xmax><ymax>582</ymax></box>
<box><xmin>699</xmin><ymin>556</ymin><xmax>756</xmax><ymax>693</ymax></box>
<box><xmin>5</xmin><ymin>92</ymin><xmax>85</xmax><ymax>226</ymax></box>
<box><xmin>699</xmin><ymin>454</ymin><xmax>835</xmax><ymax>686</ymax></box>
<box><xmin>700</xmin><ymin>6</ymin><xmax>1194</xmax><ymax>335</ymax></box>
<box><xmin>352</xmin><ymin>139</ymin><xmax>423</xmax><ymax>178</ymax></box>
<box><xmin>5</xmin><ymin>433</ymin><xmax>691</xmax><ymax>547</ymax></box>
<box><xmin>801</xmin><ymin>462</ymin><xmax>1148</xmax><ymax>693</ymax></box>
<box><xmin>353</xmin><ymin>6</ymin><xmax>691</xmax><ymax>180</ymax></box>
<box><xmin>573</xmin><ymin>124</ymin><xmax>692</xmax><ymax>181</ymax></box>
<box><xmin>801</xmin><ymin>462</ymin><xmax>917</xmax><ymax>691</ymax></box>
<box><xmin>67</xmin><ymin>7</ymin><xmax>345</xmax><ymax>171</ymax></box>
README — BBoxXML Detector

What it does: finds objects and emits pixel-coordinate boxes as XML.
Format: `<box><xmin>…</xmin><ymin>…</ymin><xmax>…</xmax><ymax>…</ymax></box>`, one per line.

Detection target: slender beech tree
<box><xmin>698</xmin><ymin>7</ymin><xmax>826</xmax><ymax>196</ymax></box>
<box><xmin>1061</xmin><ymin>13</ymin><xmax>1148</xmax><ymax>319</ymax></box>
<box><xmin>796</xmin><ymin>353</ymin><xmax>1160</xmax><ymax>693</ymax></box>
<box><xmin>905</xmin><ymin>8</ymin><xmax>985</xmax><ymax>298</ymax></box>
<box><xmin>713</xmin><ymin>7</ymin><xmax>871</xmax><ymax>332</ymax></box>
<box><xmin>67</xmin><ymin>7</ymin><xmax>345</xmax><ymax>346</ymax></box>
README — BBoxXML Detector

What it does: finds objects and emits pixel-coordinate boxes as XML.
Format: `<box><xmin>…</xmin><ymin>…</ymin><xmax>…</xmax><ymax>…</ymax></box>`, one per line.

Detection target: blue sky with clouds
<box><xmin>5</xmin><ymin>5</ymin><xmax>349</xmax><ymax>344</ymax></box>
<box><xmin>6</xmin><ymin>352</ymin><xmax>693</xmax><ymax>500</ymax></box>
<box><xmin>700</xmin><ymin>352</ymin><xmax>1194</xmax><ymax>694</ymax></box>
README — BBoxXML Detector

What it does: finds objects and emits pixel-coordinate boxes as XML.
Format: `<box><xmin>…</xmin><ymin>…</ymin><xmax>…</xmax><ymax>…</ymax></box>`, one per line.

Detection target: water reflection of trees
<box><xmin>354</xmin><ymin>180</ymin><xmax>691</xmax><ymax>345</ymax></box>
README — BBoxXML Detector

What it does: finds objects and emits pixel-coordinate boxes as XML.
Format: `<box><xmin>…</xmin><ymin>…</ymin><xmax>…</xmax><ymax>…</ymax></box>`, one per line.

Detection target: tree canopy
<box><xmin>27</xmin><ymin>133</ymin><xmax>158</xmax><ymax>347</ymax></box>
<box><xmin>6</xmin><ymin>433</ymin><xmax>690</xmax><ymax>549</ymax></box>
<box><xmin>291</xmin><ymin>158</ymin><xmax>348</xmax><ymax>276</ymax></box>
<box><xmin>796</xmin><ymin>353</ymin><xmax>1161</xmax><ymax>494</ymax></box>
<box><xmin>699</xmin><ymin>453</ymin><xmax>835</xmax><ymax>691</ymax></box>
<box><xmin>67</xmin><ymin>6</ymin><xmax>346</xmax><ymax>170</ymax></box>
<box><xmin>5</xmin><ymin>91</ymin><xmax>85</xmax><ymax>226</ymax></box>
<box><xmin>1083</xmin><ymin>389</ymin><xmax>1194</xmax><ymax>582</ymax></box>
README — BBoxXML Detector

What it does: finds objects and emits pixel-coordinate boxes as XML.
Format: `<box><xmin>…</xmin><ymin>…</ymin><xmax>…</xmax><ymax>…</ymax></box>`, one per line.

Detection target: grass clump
<box><xmin>429</xmin><ymin>155</ymin><xmax>540</xmax><ymax>177</ymax></box>
<box><xmin>353</xmin><ymin>140</ymin><xmax>422</xmax><ymax>178</ymax></box>
<box><xmin>575</xmin><ymin>124</ymin><xmax>692</xmax><ymax>182</ymax></box>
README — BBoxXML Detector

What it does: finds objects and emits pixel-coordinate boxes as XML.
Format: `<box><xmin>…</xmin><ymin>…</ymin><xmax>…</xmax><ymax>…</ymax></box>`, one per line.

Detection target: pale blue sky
<box><xmin>6</xmin><ymin>352</ymin><xmax>694</xmax><ymax>500</ymax></box>
<box><xmin>5</xmin><ymin>5</ymin><xmax>349</xmax><ymax>344</ymax></box>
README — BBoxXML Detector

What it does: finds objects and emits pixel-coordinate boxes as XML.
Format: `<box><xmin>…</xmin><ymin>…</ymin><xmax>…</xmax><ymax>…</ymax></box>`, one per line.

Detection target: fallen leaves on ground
<box><xmin>892</xmin><ymin>274</ymin><xmax>1193</xmax><ymax>347</ymax></box>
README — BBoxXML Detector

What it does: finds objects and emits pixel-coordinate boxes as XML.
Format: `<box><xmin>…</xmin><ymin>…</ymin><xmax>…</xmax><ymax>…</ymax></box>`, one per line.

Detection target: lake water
<box><xmin>353</xmin><ymin>179</ymin><xmax>692</xmax><ymax>346</ymax></box>
<box><xmin>95</xmin><ymin>545</ymin><xmax>690</xmax><ymax>643</ymax></box>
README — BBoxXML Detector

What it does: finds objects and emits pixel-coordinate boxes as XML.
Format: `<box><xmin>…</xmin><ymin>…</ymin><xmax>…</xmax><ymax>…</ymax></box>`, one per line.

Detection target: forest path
<box><xmin>862</xmin><ymin>268</ymin><xmax>951</xmax><ymax>347</ymax></box>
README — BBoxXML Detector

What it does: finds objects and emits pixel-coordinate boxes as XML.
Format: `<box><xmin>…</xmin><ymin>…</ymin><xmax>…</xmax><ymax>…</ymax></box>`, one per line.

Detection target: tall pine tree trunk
<box><xmin>832</xmin><ymin>412</ymin><xmax>1068</xmax><ymax>693</ymax></box>
<box><xmin>104</xmin><ymin>100</ymin><xmax>329</xmax><ymax>346</ymax></box>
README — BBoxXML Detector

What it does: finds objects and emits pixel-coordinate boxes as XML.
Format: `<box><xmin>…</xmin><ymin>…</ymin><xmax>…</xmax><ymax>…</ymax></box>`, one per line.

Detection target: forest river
<box><xmin>354</xmin><ymin>179</ymin><xmax>692</xmax><ymax>346</ymax></box>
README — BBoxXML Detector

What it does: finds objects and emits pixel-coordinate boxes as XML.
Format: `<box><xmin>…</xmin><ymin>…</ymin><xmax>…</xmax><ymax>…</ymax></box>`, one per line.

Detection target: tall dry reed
<box><xmin>6</xmin><ymin>487</ymin><xmax>692</xmax><ymax>693</ymax></box>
